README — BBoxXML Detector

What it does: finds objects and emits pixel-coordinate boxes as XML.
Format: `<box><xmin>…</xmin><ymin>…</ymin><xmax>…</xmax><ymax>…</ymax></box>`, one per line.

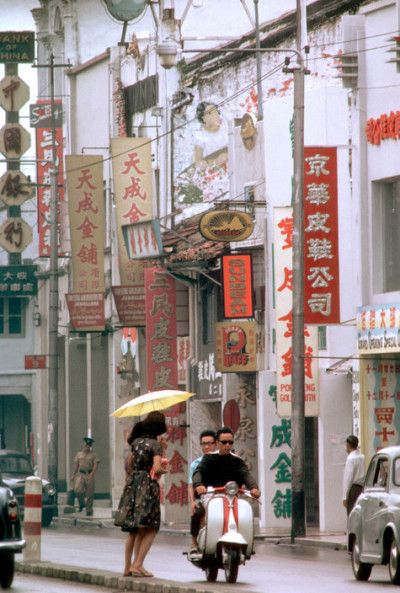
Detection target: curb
<box><xmin>16</xmin><ymin>560</ymin><xmax>214</xmax><ymax>593</ymax></box>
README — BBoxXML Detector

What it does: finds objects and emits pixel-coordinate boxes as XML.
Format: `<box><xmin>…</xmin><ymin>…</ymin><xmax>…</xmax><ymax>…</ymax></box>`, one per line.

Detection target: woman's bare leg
<box><xmin>131</xmin><ymin>528</ymin><xmax>158</xmax><ymax>573</ymax></box>
<box><xmin>124</xmin><ymin>532</ymin><xmax>136</xmax><ymax>575</ymax></box>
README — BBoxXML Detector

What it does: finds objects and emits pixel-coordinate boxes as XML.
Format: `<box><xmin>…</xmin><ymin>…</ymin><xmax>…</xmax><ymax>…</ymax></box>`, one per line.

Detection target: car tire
<box><xmin>389</xmin><ymin>537</ymin><xmax>400</xmax><ymax>584</ymax></box>
<box><xmin>351</xmin><ymin>537</ymin><xmax>372</xmax><ymax>581</ymax></box>
<box><xmin>0</xmin><ymin>552</ymin><xmax>15</xmax><ymax>589</ymax></box>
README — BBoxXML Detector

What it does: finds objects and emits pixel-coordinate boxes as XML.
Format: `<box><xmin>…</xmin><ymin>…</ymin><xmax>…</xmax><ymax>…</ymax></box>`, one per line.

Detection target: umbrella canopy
<box><xmin>111</xmin><ymin>389</ymin><xmax>194</xmax><ymax>418</ymax></box>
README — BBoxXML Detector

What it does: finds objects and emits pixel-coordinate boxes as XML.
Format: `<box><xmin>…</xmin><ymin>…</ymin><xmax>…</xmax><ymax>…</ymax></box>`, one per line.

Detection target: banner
<box><xmin>304</xmin><ymin>147</ymin><xmax>340</xmax><ymax>324</ymax></box>
<box><xmin>357</xmin><ymin>304</ymin><xmax>400</xmax><ymax>354</ymax></box>
<box><xmin>145</xmin><ymin>267</ymin><xmax>178</xmax><ymax>391</ymax></box>
<box><xmin>222</xmin><ymin>254</ymin><xmax>254</xmax><ymax>318</ymax></box>
<box><xmin>111</xmin><ymin>137</ymin><xmax>153</xmax><ymax>286</ymax></box>
<box><xmin>66</xmin><ymin>155</ymin><xmax>105</xmax><ymax>293</ymax></box>
<box><xmin>66</xmin><ymin>293</ymin><xmax>105</xmax><ymax>331</ymax></box>
<box><xmin>35</xmin><ymin>100</ymin><xmax>65</xmax><ymax>257</ymax></box>
<box><xmin>274</xmin><ymin>207</ymin><xmax>319</xmax><ymax>417</ymax></box>
<box><xmin>215</xmin><ymin>320</ymin><xmax>257</xmax><ymax>373</ymax></box>
<box><xmin>112</xmin><ymin>285</ymin><xmax>145</xmax><ymax>327</ymax></box>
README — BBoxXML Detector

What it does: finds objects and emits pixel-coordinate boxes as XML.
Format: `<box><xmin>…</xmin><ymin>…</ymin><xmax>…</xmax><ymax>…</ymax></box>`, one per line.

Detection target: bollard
<box><xmin>23</xmin><ymin>476</ymin><xmax>42</xmax><ymax>561</ymax></box>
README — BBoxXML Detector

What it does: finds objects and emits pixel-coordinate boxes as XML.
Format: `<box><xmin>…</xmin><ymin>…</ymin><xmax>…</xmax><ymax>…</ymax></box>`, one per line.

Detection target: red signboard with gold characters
<box><xmin>222</xmin><ymin>254</ymin><xmax>254</xmax><ymax>319</ymax></box>
<box><xmin>303</xmin><ymin>146</ymin><xmax>340</xmax><ymax>324</ymax></box>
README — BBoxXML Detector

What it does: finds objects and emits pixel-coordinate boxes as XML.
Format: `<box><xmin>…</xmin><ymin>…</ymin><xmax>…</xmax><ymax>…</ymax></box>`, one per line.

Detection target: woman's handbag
<box><xmin>114</xmin><ymin>477</ymin><xmax>136</xmax><ymax>529</ymax></box>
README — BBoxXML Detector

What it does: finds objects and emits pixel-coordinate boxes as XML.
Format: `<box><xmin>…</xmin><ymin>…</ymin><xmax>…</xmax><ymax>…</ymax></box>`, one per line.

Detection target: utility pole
<box><xmin>291</xmin><ymin>0</ymin><xmax>306</xmax><ymax>541</ymax></box>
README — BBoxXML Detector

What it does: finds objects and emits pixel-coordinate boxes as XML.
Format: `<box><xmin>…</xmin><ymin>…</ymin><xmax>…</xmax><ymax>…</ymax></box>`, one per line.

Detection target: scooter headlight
<box><xmin>225</xmin><ymin>481</ymin><xmax>239</xmax><ymax>496</ymax></box>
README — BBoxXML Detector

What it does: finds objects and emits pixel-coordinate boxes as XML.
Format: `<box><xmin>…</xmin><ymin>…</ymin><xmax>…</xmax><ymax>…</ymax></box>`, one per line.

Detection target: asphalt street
<box><xmin>13</xmin><ymin>526</ymin><xmax>395</xmax><ymax>593</ymax></box>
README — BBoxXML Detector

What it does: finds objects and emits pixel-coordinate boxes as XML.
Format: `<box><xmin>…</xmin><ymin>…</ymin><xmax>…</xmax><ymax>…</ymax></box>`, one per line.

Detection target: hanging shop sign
<box><xmin>145</xmin><ymin>267</ymin><xmax>178</xmax><ymax>391</ymax></box>
<box><xmin>0</xmin><ymin>123</ymin><xmax>30</xmax><ymax>159</ymax></box>
<box><xmin>24</xmin><ymin>355</ymin><xmax>46</xmax><ymax>370</ymax></box>
<box><xmin>357</xmin><ymin>304</ymin><xmax>400</xmax><ymax>354</ymax></box>
<box><xmin>66</xmin><ymin>293</ymin><xmax>105</xmax><ymax>332</ymax></box>
<box><xmin>35</xmin><ymin>101</ymin><xmax>65</xmax><ymax>257</ymax></box>
<box><xmin>122</xmin><ymin>219</ymin><xmax>163</xmax><ymax>259</ymax></box>
<box><xmin>365</xmin><ymin>110</ymin><xmax>400</xmax><ymax>145</ymax></box>
<box><xmin>222</xmin><ymin>253</ymin><xmax>254</xmax><ymax>318</ymax></box>
<box><xmin>111</xmin><ymin>285</ymin><xmax>145</xmax><ymax>327</ymax></box>
<box><xmin>177</xmin><ymin>336</ymin><xmax>190</xmax><ymax>385</ymax></box>
<box><xmin>0</xmin><ymin>170</ymin><xmax>34</xmax><ymax>206</ymax></box>
<box><xmin>0</xmin><ymin>217</ymin><xmax>32</xmax><ymax>253</ymax></box>
<box><xmin>0</xmin><ymin>32</ymin><xmax>35</xmax><ymax>64</ymax></box>
<box><xmin>0</xmin><ymin>75</ymin><xmax>29</xmax><ymax>112</ymax></box>
<box><xmin>274</xmin><ymin>207</ymin><xmax>319</xmax><ymax>417</ymax></box>
<box><xmin>303</xmin><ymin>146</ymin><xmax>340</xmax><ymax>324</ymax></box>
<box><xmin>111</xmin><ymin>136</ymin><xmax>153</xmax><ymax>286</ymax></box>
<box><xmin>0</xmin><ymin>264</ymin><xmax>38</xmax><ymax>296</ymax></box>
<box><xmin>199</xmin><ymin>209</ymin><xmax>254</xmax><ymax>242</ymax></box>
<box><xmin>29</xmin><ymin>101</ymin><xmax>63</xmax><ymax>128</ymax></box>
<box><xmin>66</xmin><ymin>155</ymin><xmax>105</xmax><ymax>293</ymax></box>
<box><xmin>215</xmin><ymin>320</ymin><xmax>257</xmax><ymax>373</ymax></box>
<box><xmin>240</xmin><ymin>112</ymin><xmax>257</xmax><ymax>151</ymax></box>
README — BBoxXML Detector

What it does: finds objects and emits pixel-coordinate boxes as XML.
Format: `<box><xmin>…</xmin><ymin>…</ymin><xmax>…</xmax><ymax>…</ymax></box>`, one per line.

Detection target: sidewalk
<box><xmin>15</xmin><ymin>505</ymin><xmax>347</xmax><ymax>593</ymax></box>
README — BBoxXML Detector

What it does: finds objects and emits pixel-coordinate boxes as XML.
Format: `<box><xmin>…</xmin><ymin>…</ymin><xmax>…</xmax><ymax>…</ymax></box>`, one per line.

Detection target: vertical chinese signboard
<box><xmin>222</xmin><ymin>254</ymin><xmax>254</xmax><ymax>318</ymax></box>
<box><xmin>274</xmin><ymin>207</ymin><xmax>319</xmax><ymax>417</ymax></box>
<box><xmin>145</xmin><ymin>267</ymin><xmax>178</xmax><ymax>391</ymax></box>
<box><xmin>303</xmin><ymin>147</ymin><xmax>340</xmax><ymax>324</ymax></box>
<box><xmin>34</xmin><ymin>100</ymin><xmax>65</xmax><ymax>257</ymax></box>
<box><xmin>111</xmin><ymin>137</ymin><xmax>153</xmax><ymax>324</ymax></box>
<box><xmin>358</xmin><ymin>304</ymin><xmax>400</xmax><ymax>461</ymax></box>
<box><xmin>65</xmin><ymin>155</ymin><xmax>105</xmax><ymax>331</ymax></box>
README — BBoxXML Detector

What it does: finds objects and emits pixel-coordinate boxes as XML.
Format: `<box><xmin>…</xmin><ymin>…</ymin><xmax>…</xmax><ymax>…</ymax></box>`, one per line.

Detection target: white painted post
<box><xmin>23</xmin><ymin>476</ymin><xmax>42</xmax><ymax>561</ymax></box>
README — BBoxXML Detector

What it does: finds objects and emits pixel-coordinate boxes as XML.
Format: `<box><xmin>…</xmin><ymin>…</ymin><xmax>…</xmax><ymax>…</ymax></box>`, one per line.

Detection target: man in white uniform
<box><xmin>342</xmin><ymin>435</ymin><xmax>365</xmax><ymax>516</ymax></box>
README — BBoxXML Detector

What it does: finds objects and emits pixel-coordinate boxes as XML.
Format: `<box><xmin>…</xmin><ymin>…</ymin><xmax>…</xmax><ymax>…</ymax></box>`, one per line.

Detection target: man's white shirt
<box><xmin>342</xmin><ymin>449</ymin><xmax>365</xmax><ymax>500</ymax></box>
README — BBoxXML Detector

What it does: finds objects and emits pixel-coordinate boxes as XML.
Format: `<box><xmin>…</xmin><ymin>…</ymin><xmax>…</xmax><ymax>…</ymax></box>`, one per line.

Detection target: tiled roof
<box><xmin>162</xmin><ymin>214</ymin><xmax>226</xmax><ymax>264</ymax></box>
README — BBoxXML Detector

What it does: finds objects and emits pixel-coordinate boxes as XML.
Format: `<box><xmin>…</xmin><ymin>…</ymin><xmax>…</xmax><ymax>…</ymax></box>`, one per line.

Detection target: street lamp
<box><xmin>157</xmin><ymin>26</ymin><xmax>307</xmax><ymax>540</ymax></box>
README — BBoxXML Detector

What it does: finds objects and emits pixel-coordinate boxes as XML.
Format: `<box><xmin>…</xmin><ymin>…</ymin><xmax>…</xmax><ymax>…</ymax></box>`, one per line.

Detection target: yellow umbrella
<box><xmin>111</xmin><ymin>389</ymin><xmax>194</xmax><ymax>418</ymax></box>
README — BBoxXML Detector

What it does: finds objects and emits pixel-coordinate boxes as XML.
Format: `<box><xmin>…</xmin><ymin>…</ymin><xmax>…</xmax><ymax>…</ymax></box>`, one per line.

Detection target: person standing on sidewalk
<box><xmin>188</xmin><ymin>429</ymin><xmax>216</xmax><ymax>554</ymax></box>
<box><xmin>71</xmin><ymin>437</ymin><xmax>99</xmax><ymax>516</ymax></box>
<box><xmin>342</xmin><ymin>434</ymin><xmax>365</xmax><ymax>516</ymax></box>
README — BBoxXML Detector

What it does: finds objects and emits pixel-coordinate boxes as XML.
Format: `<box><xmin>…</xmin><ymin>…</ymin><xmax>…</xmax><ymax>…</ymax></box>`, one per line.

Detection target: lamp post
<box><xmin>157</xmin><ymin>16</ymin><xmax>307</xmax><ymax>538</ymax></box>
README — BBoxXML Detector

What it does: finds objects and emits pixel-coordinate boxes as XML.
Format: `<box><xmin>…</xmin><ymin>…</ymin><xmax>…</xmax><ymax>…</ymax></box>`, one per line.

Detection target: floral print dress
<box><xmin>120</xmin><ymin>436</ymin><xmax>162</xmax><ymax>532</ymax></box>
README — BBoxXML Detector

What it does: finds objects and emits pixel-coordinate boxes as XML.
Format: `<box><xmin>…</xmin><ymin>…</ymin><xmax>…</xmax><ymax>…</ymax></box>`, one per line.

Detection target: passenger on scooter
<box><xmin>193</xmin><ymin>427</ymin><xmax>260</xmax><ymax>499</ymax></box>
<box><xmin>188</xmin><ymin>430</ymin><xmax>217</xmax><ymax>554</ymax></box>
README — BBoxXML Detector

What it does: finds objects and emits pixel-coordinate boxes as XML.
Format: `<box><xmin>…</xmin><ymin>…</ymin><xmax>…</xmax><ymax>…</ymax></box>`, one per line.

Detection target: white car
<box><xmin>348</xmin><ymin>445</ymin><xmax>400</xmax><ymax>584</ymax></box>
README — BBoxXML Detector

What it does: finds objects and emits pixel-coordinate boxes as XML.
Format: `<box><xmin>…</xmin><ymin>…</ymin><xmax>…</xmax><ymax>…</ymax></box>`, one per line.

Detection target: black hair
<box><xmin>141</xmin><ymin>411</ymin><xmax>167</xmax><ymax>438</ymax></box>
<box><xmin>200</xmin><ymin>430</ymin><xmax>216</xmax><ymax>442</ymax></box>
<box><xmin>196</xmin><ymin>101</ymin><xmax>219</xmax><ymax>124</ymax></box>
<box><xmin>127</xmin><ymin>420</ymin><xmax>145</xmax><ymax>446</ymax></box>
<box><xmin>216</xmin><ymin>426</ymin><xmax>234</xmax><ymax>440</ymax></box>
<box><xmin>346</xmin><ymin>435</ymin><xmax>359</xmax><ymax>449</ymax></box>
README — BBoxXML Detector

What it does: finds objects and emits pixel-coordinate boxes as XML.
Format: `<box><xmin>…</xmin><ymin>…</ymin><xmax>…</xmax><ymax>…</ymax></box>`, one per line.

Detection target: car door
<box><xmin>361</xmin><ymin>456</ymin><xmax>389</xmax><ymax>558</ymax></box>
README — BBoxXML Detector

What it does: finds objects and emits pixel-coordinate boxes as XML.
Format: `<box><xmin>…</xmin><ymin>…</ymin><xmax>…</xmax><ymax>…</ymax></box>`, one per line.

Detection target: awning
<box><xmin>325</xmin><ymin>356</ymin><xmax>353</xmax><ymax>376</ymax></box>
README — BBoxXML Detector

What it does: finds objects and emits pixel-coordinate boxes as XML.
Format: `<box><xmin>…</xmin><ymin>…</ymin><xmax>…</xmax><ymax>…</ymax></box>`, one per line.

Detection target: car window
<box><xmin>365</xmin><ymin>457</ymin><xmax>379</xmax><ymax>488</ymax></box>
<box><xmin>372</xmin><ymin>457</ymin><xmax>389</xmax><ymax>488</ymax></box>
<box><xmin>394</xmin><ymin>458</ymin><xmax>400</xmax><ymax>486</ymax></box>
<box><xmin>0</xmin><ymin>456</ymin><xmax>33</xmax><ymax>474</ymax></box>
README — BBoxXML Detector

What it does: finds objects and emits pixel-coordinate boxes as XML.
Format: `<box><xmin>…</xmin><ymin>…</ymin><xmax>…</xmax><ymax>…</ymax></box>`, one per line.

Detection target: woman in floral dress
<box><xmin>120</xmin><ymin>411</ymin><xmax>168</xmax><ymax>577</ymax></box>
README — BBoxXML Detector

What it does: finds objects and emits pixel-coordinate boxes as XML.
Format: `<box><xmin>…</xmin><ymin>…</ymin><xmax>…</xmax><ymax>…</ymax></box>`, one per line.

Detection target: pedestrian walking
<box><xmin>115</xmin><ymin>411</ymin><xmax>168</xmax><ymax>578</ymax></box>
<box><xmin>342</xmin><ymin>434</ymin><xmax>365</xmax><ymax>516</ymax></box>
<box><xmin>71</xmin><ymin>437</ymin><xmax>99</xmax><ymax>516</ymax></box>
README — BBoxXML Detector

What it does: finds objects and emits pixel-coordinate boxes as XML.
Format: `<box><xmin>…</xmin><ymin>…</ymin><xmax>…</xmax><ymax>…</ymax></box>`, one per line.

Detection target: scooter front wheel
<box><xmin>205</xmin><ymin>562</ymin><xmax>218</xmax><ymax>582</ymax></box>
<box><xmin>224</xmin><ymin>548</ymin><xmax>240</xmax><ymax>583</ymax></box>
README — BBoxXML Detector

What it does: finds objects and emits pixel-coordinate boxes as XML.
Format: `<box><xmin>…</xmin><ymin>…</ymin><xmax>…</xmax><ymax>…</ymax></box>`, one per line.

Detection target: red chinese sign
<box><xmin>111</xmin><ymin>285</ymin><xmax>145</xmax><ymax>326</ymax></box>
<box><xmin>177</xmin><ymin>336</ymin><xmax>190</xmax><ymax>385</ymax></box>
<box><xmin>66</xmin><ymin>292</ymin><xmax>105</xmax><ymax>331</ymax></box>
<box><xmin>222</xmin><ymin>254</ymin><xmax>254</xmax><ymax>319</ymax></box>
<box><xmin>35</xmin><ymin>100</ymin><xmax>65</xmax><ymax>257</ymax></box>
<box><xmin>303</xmin><ymin>147</ymin><xmax>340</xmax><ymax>324</ymax></box>
<box><xmin>24</xmin><ymin>355</ymin><xmax>46</xmax><ymax>370</ymax></box>
<box><xmin>66</xmin><ymin>155</ymin><xmax>105</xmax><ymax>293</ymax></box>
<box><xmin>145</xmin><ymin>267</ymin><xmax>178</xmax><ymax>391</ymax></box>
<box><xmin>365</xmin><ymin>110</ymin><xmax>400</xmax><ymax>145</ymax></box>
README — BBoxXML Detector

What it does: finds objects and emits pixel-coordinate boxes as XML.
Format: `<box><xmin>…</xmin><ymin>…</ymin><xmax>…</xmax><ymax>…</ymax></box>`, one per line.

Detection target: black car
<box><xmin>0</xmin><ymin>450</ymin><xmax>57</xmax><ymax>527</ymax></box>
<box><xmin>0</xmin><ymin>485</ymin><xmax>25</xmax><ymax>588</ymax></box>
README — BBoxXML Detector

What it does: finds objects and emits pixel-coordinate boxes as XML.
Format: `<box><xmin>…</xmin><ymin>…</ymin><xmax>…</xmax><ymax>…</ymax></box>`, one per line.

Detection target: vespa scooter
<box><xmin>187</xmin><ymin>481</ymin><xmax>256</xmax><ymax>583</ymax></box>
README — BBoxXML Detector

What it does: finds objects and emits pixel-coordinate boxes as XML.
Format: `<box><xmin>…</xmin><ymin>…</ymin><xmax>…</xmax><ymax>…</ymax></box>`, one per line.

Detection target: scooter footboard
<box><xmin>238</xmin><ymin>498</ymin><xmax>254</xmax><ymax>557</ymax></box>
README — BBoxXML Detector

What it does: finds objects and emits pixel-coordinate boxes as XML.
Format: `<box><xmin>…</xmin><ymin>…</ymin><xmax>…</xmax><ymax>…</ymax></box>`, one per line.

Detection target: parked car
<box><xmin>0</xmin><ymin>485</ymin><xmax>25</xmax><ymax>589</ymax></box>
<box><xmin>348</xmin><ymin>445</ymin><xmax>400</xmax><ymax>584</ymax></box>
<box><xmin>0</xmin><ymin>450</ymin><xmax>57</xmax><ymax>527</ymax></box>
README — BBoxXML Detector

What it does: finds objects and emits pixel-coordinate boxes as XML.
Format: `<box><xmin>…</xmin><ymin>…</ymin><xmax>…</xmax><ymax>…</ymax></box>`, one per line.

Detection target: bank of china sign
<box><xmin>357</xmin><ymin>304</ymin><xmax>400</xmax><ymax>354</ymax></box>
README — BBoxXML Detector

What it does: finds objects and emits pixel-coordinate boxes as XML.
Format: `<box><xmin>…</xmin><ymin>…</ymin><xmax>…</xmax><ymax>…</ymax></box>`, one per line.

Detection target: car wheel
<box><xmin>389</xmin><ymin>538</ymin><xmax>400</xmax><ymax>584</ymax></box>
<box><xmin>351</xmin><ymin>537</ymin><xmax>372</xmax><ymax>581</ymax></box>
<box><xmin>0</xmin><ymin>552</ymin><xmax>15</xmax><ymax>589</ymax></box>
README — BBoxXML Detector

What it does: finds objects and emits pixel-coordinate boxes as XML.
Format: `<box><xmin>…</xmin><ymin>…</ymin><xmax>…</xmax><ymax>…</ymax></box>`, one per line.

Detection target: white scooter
<box><xmin>187</xmin><ymin>481</ymin><xmax>256</xmax><ymax>583</ymax></box>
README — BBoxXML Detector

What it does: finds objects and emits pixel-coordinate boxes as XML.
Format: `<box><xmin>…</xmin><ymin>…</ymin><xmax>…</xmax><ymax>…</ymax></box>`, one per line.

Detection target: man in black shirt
<box><xmin>193</xmin><ymin>426</ymin><xmax>260</xmax><ymax>499</ymax></box>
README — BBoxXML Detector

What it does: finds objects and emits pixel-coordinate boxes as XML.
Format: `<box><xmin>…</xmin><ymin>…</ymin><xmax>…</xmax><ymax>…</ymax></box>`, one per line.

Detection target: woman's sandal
<box><xmin>123</xmin><ymin>572</ymin><xmax>132</xmax><ymax>577</ymax></box>
<box><xmin>140</xmin><ymin>569</ymin><xmax>154</xmax><ymax>577</ymax></box>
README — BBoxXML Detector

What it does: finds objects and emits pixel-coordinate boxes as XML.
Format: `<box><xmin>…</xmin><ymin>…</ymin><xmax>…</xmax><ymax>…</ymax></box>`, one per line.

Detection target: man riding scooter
<box><xmin>192</xmin><ymin>427</ymin><xmax>260</xmax><ymax>545</ymax></box>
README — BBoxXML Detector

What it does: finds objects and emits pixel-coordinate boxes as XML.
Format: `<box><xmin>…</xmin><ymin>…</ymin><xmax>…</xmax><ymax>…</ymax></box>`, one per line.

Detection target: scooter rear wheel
<box><xmin>224</xmin><ymin>548</ymin><xmax>240</xmax><ymax>583</ymax></box>
<box><xmin>205</xmin><ymin>562</ymin><xmax>218</xmax><ymax>582</ymax></box>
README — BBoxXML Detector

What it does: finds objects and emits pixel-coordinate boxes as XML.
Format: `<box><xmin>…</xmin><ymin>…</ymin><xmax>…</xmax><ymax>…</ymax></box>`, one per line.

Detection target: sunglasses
<box><xmin>219</xmin><ymin>440</ymin><xmax>234</xmax><ymax>445</ymax></box>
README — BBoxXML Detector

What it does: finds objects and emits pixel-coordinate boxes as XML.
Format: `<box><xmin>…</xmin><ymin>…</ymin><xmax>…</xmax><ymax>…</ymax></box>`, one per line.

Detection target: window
<box><xmin>0</xmin><ymin>298</ymin><xmax>24</xmax><ymax>337</ymax></box>
<box><xmin>373</xmin><ymin>179</ymin><xmax>400</xmax><ymax>292</ymax></box>
<box><xmin>365</xmin><ymin>456</ymin><xmax>389</xmax><ymax>489</ymax></box>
